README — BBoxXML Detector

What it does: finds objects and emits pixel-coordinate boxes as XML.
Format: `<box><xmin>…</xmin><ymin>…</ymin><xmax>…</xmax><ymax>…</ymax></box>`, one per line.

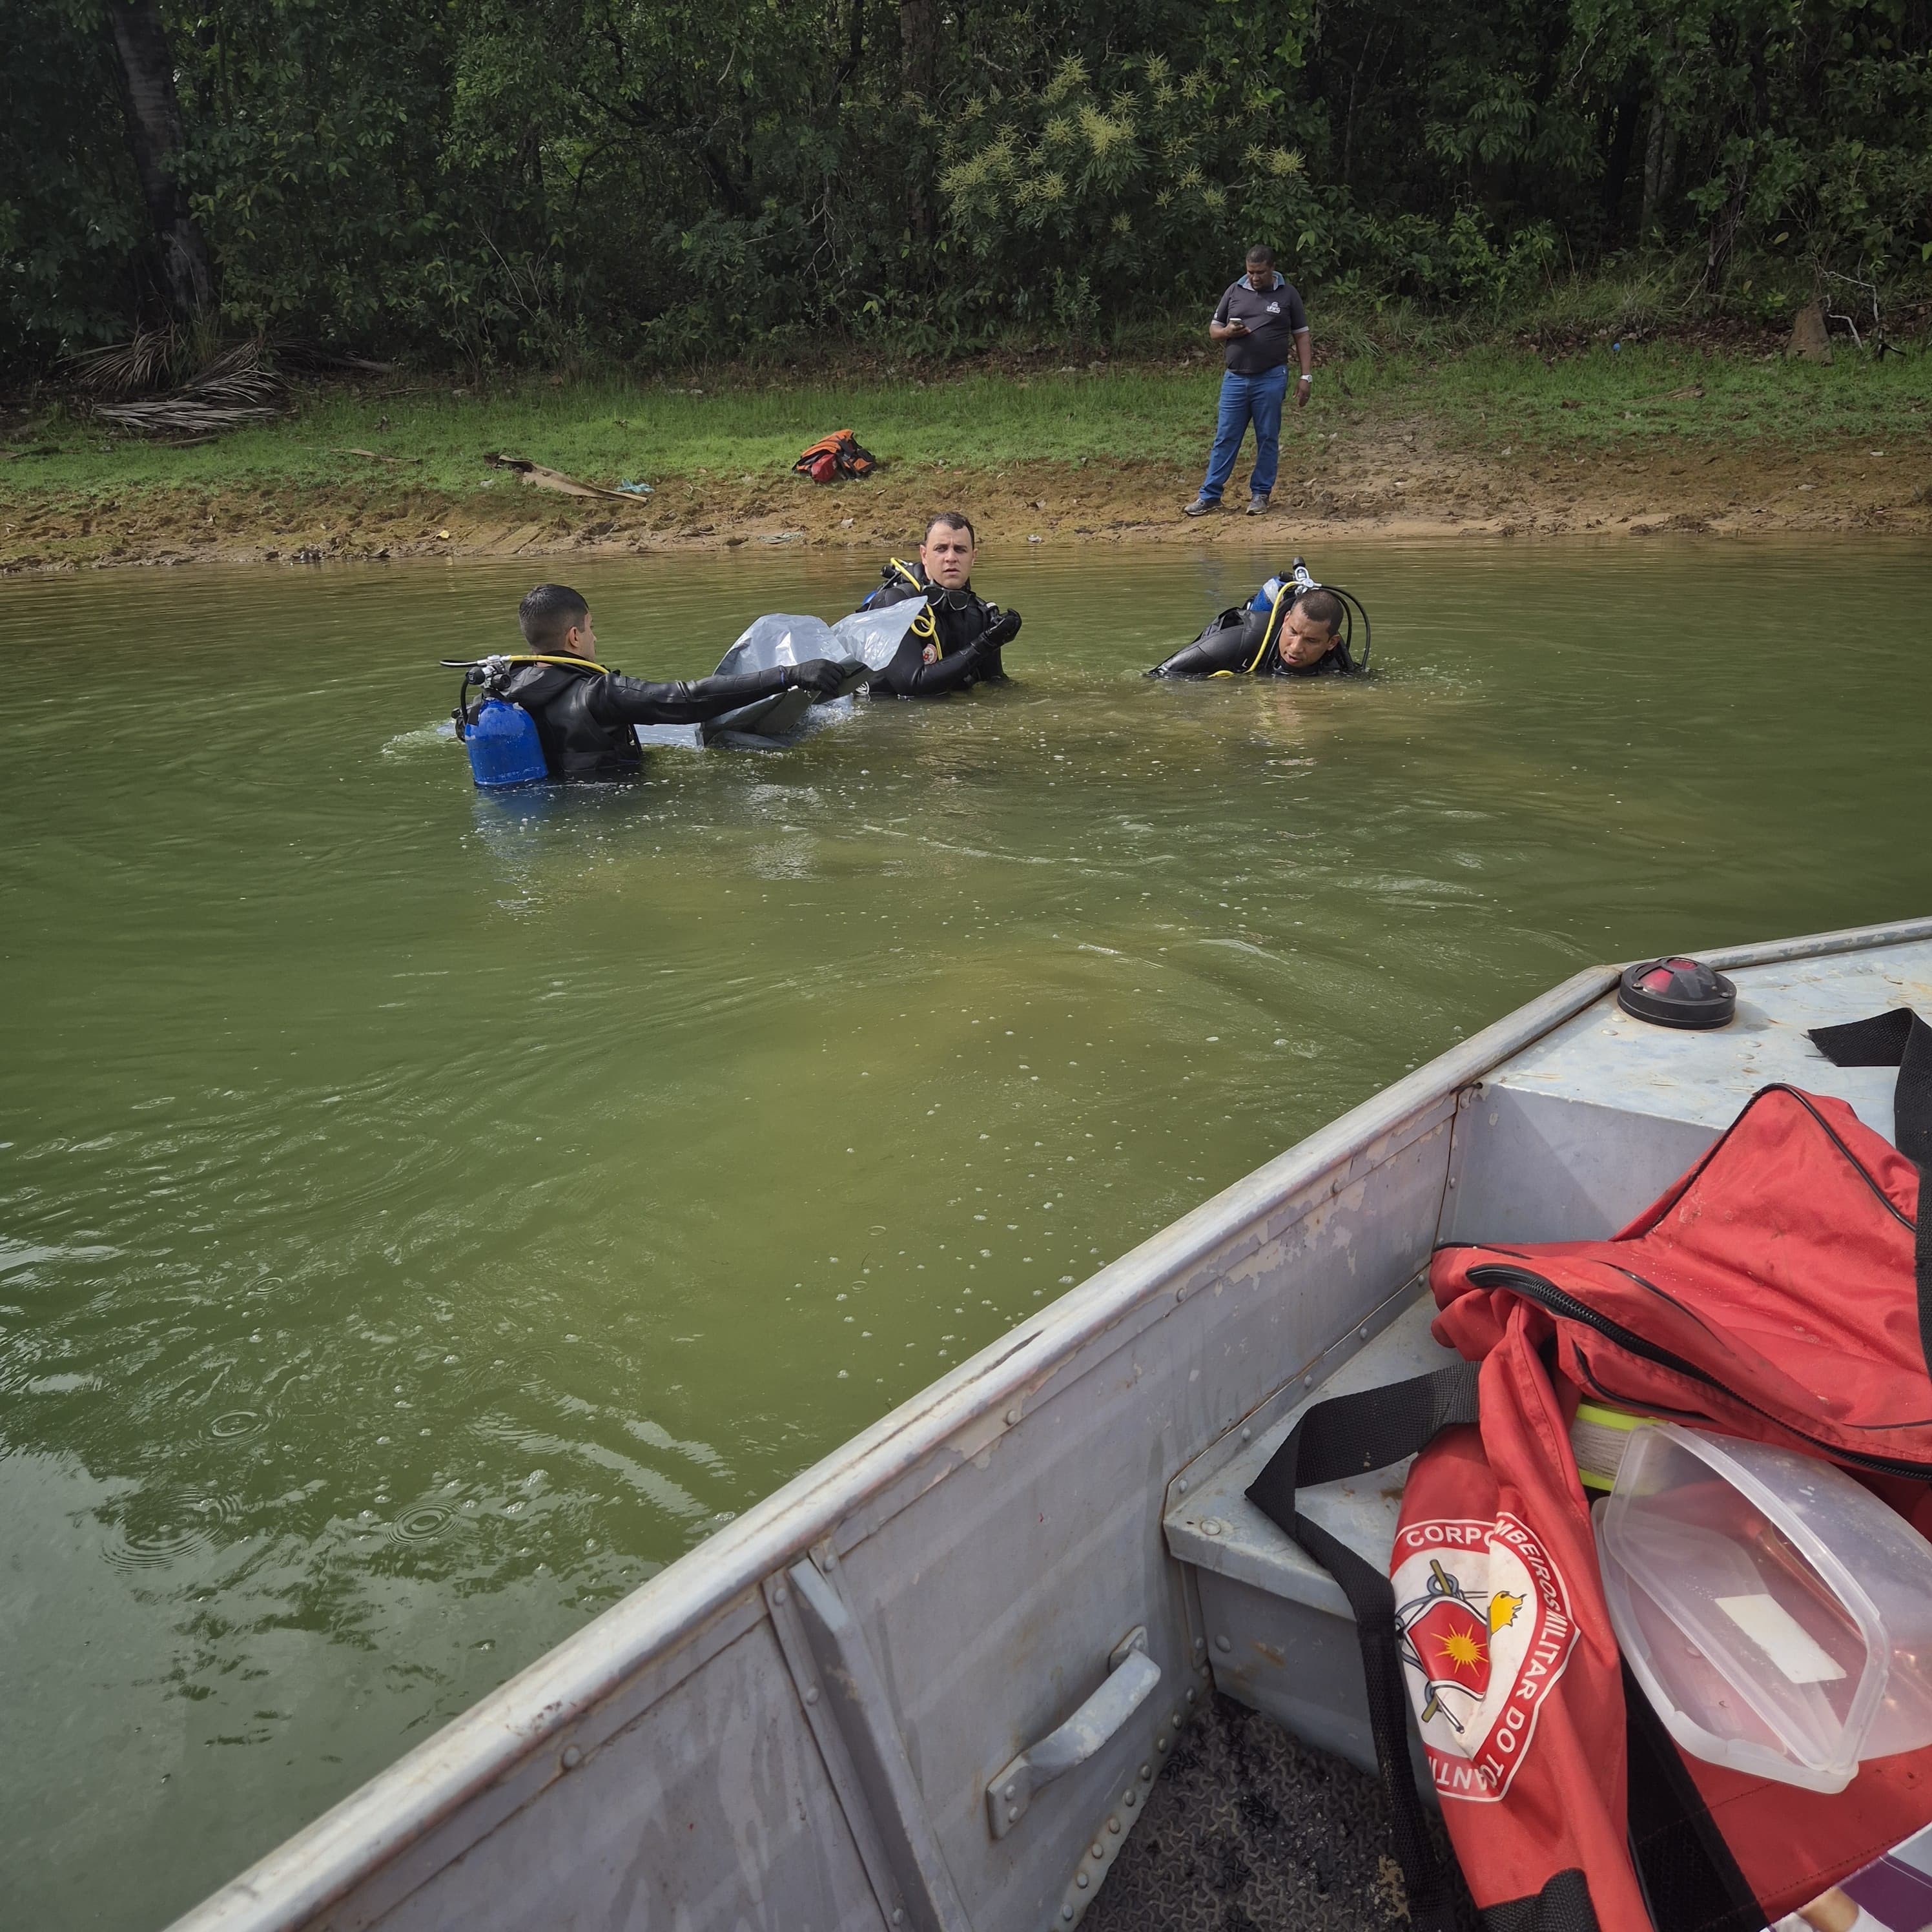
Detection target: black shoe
<box><xmin>1246</xmin><ymin>495</ymin><xmax>1270</xmax><ymax>516</ymax></box>
<box><xmin>1184</xmin><ymin>497</ymin><xmax>1219</xmax><ymax>517</ymax></box>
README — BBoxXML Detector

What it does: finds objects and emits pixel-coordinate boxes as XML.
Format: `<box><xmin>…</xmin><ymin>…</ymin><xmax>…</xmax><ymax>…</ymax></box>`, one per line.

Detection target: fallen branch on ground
<box><xmin>482</xmin><ymin>452</ymin><xmax>648</xmax><ymax>502</ymax></box>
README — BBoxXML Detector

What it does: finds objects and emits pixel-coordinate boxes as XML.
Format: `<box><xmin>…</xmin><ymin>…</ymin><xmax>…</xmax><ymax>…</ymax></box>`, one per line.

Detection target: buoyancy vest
<box><xmin>1248</xmin><ymin>1009</ymin><xmax>1932</xmax><ymax>1932</ymax></box>
<box><xmin>1148</xmin><ymin>582</ymin><xmax>1357</xmax><ymax>679</ymax></box>
<box><xmin>860</xmin><ymin>559</ymin><xmax>1004</xmax><ymax>690</ymax></box>
<box><xmin>497</xmin><ymin>656</ymin><xmax>641</xmax><ymax>781</ymax></box>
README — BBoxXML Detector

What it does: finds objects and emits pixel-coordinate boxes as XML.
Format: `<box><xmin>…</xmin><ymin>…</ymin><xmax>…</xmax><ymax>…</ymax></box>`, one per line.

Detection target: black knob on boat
<box><xmin>1617</xmin><ymin>956</ymin><xmax>1737</xmax><ymax>1029</ymax></box>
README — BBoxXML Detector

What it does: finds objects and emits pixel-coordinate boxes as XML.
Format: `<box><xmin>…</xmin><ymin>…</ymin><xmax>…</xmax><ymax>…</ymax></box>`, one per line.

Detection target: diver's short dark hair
<box><xmin>519</xmin><ymin>583</ymin><xmax>590</xmax><ymax>648</ymax></box>
<box><xmin>923</xmin><ymin>510</ymin><xmax>976</xmax><ymax>545</ymax></box>
<box><xmin>1246</xmin><ymin>243</ymin><xmax>1276</xmax><ymax>266</ymax></box>
<box><xmin>1298</xmin><ymin>588</ymin><xmax>1344</xmax><ymax>637</ymax></box>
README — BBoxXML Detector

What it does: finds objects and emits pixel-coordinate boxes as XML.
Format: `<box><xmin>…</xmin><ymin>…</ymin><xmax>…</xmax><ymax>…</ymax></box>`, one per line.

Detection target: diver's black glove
<box><xmin>977</xmin><ymin>607</ymin><xmax>1022</xmax><ymax>650</ymax></box>
<box><xmin>784</xmin><ymin>657</ymin><xmax>847</xmax><ymax>699</ymax></box>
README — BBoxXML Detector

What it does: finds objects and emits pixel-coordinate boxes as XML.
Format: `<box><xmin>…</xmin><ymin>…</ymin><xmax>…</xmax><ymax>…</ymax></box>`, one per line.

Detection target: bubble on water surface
<box><xmin>382</xmin><ymin>722</ymin><xmax>457</xmax><ymax>756</ymax></box>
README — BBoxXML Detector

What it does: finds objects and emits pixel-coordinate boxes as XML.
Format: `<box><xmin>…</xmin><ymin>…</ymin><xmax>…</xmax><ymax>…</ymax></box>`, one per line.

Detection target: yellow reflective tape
<box><xmin>1569</xmin><ymin>1402</ymin><xmax>1656</xmax><ymax>1492</ymax></box>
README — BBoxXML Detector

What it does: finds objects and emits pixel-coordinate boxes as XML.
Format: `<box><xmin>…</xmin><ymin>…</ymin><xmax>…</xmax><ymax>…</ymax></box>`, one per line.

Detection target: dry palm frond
<box><xmin>68</xmin><ymin>327</ymin><xmax>179</xmax><ymax>400</ymax></box>
<box><xmin>93</xmin><ymin>398</ymin><xmax>283</xmax><ymax>436</ymax></box>
<box><xmin>269</xmin><ymin>340</ymin><xmax>393</xmax><ymax>377</ymax></box>
<box><xmin>91</xmin><ymin>336</ymin><xmax>289</xmax><ymax>440</ymax></box>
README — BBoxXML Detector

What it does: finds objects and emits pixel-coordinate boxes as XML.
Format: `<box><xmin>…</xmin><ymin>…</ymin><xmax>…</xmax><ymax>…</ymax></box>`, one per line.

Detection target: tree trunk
<box><xmin>1701</xmin><ymin>162</ymin><xmax>1749</xmax><ymax>293</ymax></box>
<box><xmin>1341</xmin><ymin>41</ymin><xmax>1370</xmax><ymax>190</ymax></box>
<box><xmin>899</xmin><ymin>0</ymin><xmax>940</xmax><ymax>242</ymax></box>
<box><xmin>1638</xmin><ymin>22</ymin><xmax>1675</xmax><ymax>241</ymax></box>
<box><xmin>1639</xmin><ymin>99</ymin><xmax>1678</xmax><ymax>238</ymax></box>
<box><xmin>1601</xmin><ymin>85</ymin><xmax>1641</xmax><ymax>238</ymax></box>
<box><xmin>106</xmin><ymin>0</ymin><xmax>216</xmax><ymax>325</ymax></box>
<box><xmin>899</xmin><ymin>0</ymin><xmax>938</xmax><ymax>97</ymax></box>
<box><xmin>1703</xmin><ymin>41</ymin><xmax>1767</xmax><ymax>295</ymax></box>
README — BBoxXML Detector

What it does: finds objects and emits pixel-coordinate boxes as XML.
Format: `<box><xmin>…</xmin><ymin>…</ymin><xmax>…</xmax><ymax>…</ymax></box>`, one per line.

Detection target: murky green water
<box><xmin>3</xmin><ymin>538</ymin><xmax>1929</xmax><ymax>1928</ymax></box>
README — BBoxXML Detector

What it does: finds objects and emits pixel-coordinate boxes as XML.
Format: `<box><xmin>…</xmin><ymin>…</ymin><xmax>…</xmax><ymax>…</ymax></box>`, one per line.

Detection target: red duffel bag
<box><xmin>1249</xmin><ymin>1009</ymin><xmax>1932</xmax><ymax>1932</ymax></box>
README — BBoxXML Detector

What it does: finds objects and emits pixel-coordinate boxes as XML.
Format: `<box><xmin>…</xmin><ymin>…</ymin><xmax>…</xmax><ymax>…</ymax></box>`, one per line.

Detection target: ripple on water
<box><xmin>101</xmin><ymin>1490</ymin><xmax>243</xmax><ymax>1570</ymax></box>
<box><xmin>207</xmin><ymin>1408</ymin><xmax>265</xmax><ymax>1441</ymax></box>
<box><xmin>389</xmin><ymin>1503</ymin><xmax>454</xmax><ymax>1545</ymax></box>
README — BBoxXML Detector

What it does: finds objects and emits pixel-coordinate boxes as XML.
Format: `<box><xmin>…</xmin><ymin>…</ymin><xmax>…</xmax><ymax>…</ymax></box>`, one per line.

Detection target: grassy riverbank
<box><xmin>4</xmin><ymin>331</ymin><xmax>1930</xmax><ymax>570</ymax></box>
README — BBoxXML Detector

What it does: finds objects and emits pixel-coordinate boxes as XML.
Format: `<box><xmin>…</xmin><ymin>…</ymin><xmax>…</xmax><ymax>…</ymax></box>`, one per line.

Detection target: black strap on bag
<box><xmin>1245</xmin><ymin>1361</ymin><xmax>1481</xmax><ymax>1932</ymax></box>
<box><xmin>1621</xmin><ymin>1663</ymin><xmax>1762</xmax><ymax>1932</ymax></box>
<box><xmin>1809</xmin><ymin>1006</ymin><xmax>1932</xmax><ymax>1372</ymax></box>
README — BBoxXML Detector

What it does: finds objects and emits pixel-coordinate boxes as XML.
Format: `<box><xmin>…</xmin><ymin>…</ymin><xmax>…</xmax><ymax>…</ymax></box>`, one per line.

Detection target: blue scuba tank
<box><xmin>462</xmin><ymin>698</ymin><xmax>548</xmax><ymax>788</ymax></box>
<box><xmin>1249</xmin><ymin>559</ymin><xmax>1321</xmax><ymax>611</ymax></box>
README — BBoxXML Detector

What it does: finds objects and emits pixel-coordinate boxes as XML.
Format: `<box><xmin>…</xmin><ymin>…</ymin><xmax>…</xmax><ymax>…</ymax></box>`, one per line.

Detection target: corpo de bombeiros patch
<box><xmin>1390</xmin><ymin>1514</ymin><xmax>1578</xmax><ymax>1801</ymax></box>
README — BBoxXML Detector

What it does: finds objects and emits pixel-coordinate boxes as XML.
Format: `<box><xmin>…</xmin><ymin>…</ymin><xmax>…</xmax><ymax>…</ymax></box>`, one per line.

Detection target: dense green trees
<box><xmin>3</xmin><ymin>0</ymin><xmax>1928</xmax><ymax>375</ymax></box>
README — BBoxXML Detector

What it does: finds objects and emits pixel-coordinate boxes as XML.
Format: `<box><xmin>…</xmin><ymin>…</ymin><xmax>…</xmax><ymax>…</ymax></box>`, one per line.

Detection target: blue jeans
<box><xmin>1200</xmin><ymin>366</ymin><xmax>1288</xmax><ymax>502</ymax></box>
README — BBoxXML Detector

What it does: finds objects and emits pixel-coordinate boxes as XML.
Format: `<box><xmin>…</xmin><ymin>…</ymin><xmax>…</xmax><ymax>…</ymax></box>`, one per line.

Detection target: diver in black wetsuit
<box><xmin>1149</xmin><ymin>584</ymin><xmax>1359</xmax><ymax>679</ymax></box>
<box><xmin>856</xmin><ymin>512</ymin><xmax>1022</xmax><ymax>697</ymax></box>
<box><xmin>488</xmin><ymin>584</ymin><xmax>852</xmax><ymax>781</ymax></box>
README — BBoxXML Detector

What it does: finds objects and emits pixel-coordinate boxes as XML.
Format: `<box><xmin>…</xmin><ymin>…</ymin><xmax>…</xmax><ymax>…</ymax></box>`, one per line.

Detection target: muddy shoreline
<box><xmin>3</xmin><ymin>431</ymin><xmax>1926</xmax><ymax>572</ymax></box>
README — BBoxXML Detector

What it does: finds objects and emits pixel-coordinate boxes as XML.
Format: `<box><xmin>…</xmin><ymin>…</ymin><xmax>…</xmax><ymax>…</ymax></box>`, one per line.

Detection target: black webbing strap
<box><xmin>1245</xmin><ymin>1361</ymin><xmax>1482</xmax><ymax>1932</ymax></box>
<box><xmin>1809</xmin><ymin>1005</ymin><xmax>1932</xmax><ymax>1374</ymax></box>
<box><xmin>1484</xmin><ymin>1869</ymin><xmax>1601</xmax><ymax>1932</ymax></box>
<box><xmin>1621</xmin><ymin>1662</ymin><xmax>1765</xmax><ymax>1932</ymax></box>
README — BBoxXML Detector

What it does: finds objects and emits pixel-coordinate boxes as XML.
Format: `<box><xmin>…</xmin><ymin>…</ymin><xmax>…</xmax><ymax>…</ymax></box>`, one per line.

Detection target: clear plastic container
<box><xmin>1596</xmin><ymin>1423</ymin><xmax>1932</xmax><ymax>1793</ymax></box>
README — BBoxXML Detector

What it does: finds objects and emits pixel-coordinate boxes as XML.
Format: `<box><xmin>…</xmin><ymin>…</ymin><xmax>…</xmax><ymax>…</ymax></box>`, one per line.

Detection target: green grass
<box><xmin>4</xmin><ymin>336</ymin><xmax>1928</xmax><ymax>504</ymax></box>
<box><xmin>1357</xmin><ymin>340</ymin><xmax>1932</xmax><ymax>447</ymax></box>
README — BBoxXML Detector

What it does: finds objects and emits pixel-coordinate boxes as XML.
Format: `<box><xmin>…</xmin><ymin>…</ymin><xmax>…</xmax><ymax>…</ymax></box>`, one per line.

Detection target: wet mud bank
<box><xmin>3</xmin><ymin>431</ymin><xmax>1928</xmax><ymax>573</ymax></box>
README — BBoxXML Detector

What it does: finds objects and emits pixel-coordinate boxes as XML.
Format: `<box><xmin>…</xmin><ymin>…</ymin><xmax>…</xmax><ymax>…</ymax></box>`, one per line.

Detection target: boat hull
<box><xmin>167</xmin><ymin>914</ymin><xmax>1932</xmax><ymax>1932</ymax></box>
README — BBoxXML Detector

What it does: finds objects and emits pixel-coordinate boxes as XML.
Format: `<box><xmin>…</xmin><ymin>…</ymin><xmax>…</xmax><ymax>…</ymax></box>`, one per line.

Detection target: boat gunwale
<box><xmin>167</xmin><ymin>911</ymin><xmax>1932</xmax><ymax>1932</ymax></box>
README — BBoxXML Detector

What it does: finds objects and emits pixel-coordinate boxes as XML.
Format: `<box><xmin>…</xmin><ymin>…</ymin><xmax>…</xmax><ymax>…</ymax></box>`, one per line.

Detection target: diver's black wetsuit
<box><xmin>1148</xmin><ymin>602</ymin><xmax>1358</xmax><ymax>679</ymax></box>
<box><xmin>858</xmin><ymin>562</ymin><xmax>1019</xmax><ymax>698</ymax></box>
<box><xmin>491</xmin><ymin>657</ymin><xmax>808</xmax><ymax>781</ymax></box>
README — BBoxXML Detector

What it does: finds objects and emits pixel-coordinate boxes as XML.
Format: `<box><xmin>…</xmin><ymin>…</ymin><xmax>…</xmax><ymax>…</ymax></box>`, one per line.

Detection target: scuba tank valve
<box><xmin>1248</xmin><ymin>558</ymin><xmax>1319</xmax><ymax>612</ymax></box>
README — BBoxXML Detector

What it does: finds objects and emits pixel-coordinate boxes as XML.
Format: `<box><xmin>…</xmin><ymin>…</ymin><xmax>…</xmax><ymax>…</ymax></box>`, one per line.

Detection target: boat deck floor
<box><xmin>1089</xmin><ymin>1695</ymin><xmax>1470</xmax><ymax>1932</ymax></box>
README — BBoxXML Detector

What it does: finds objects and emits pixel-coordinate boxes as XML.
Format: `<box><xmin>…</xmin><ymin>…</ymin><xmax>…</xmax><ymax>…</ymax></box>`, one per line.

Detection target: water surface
<box><xmin>3</xmin><ymin>539</ymin><xmax>1928</xmax><ymax>1928</ymax></box>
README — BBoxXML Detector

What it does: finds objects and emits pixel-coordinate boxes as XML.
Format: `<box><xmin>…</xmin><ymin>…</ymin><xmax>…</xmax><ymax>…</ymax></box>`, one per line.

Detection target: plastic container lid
<box><xmin>1596</xmin><ymin>1424</ymin><xmax>1932</xmax><ymax>1793</ymax></box>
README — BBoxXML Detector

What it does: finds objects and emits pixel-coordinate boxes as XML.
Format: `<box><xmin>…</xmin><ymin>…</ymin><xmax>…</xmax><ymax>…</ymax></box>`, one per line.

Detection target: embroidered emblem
<box><xmin>1391</xmin><ymin>1516</ymin><xmax>1578</xmax><ymax>1802</ymax></box>
<box><xmin>1266</xmin><ymin>301</ymin><xmax>1280</xmax><ymax>313</ymax></box>
<box><xmin>921</xmin><ymin>642</ymin><xmax>940</xmax><ymax>664</ymax></box>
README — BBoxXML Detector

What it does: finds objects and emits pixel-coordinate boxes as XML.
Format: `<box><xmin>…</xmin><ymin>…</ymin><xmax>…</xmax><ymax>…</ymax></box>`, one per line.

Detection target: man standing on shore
<box><xmin>1185</xmin><ymin>245</ymin><xmax>1313</xmax><ymax>518</ymax></box>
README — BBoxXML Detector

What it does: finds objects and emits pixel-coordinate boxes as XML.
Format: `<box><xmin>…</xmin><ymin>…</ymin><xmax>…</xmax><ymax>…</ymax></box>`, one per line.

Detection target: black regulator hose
<box><xmin>444</xmin><ymin>659</ymin><xmax>490</xmax><ymax>739</ymax></box>
<box><xmin>1327</xmin><ymin>586</ymin><xmax>1372</xmax><ymax>670</ymax></box>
